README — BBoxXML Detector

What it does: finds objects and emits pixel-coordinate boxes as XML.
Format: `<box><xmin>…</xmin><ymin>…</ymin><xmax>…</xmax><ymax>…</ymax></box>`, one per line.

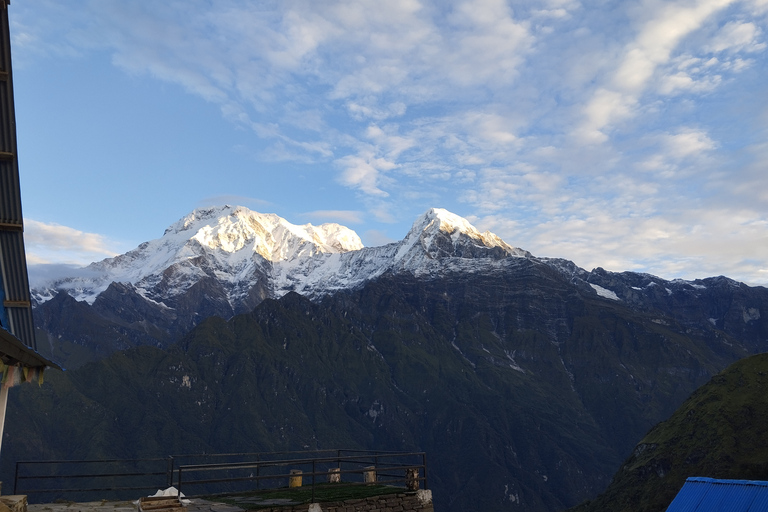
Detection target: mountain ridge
<box><xmin>30</xmin><ymin>205</ymin><xmax>532</xmax><ymax>308</ymax></box>
<box><xmin>32</xmin><ymin>205</ymin><xmax>749</xmax><ymax>312</ymax></box>
<box><xmin>29</xmin><ymin>205</ymin><xmax>767</xmax><ymax>372</ymax></box>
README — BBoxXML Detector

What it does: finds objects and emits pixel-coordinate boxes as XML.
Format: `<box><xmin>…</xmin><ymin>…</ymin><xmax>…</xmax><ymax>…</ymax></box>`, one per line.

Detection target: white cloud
<box><xmin>483</xmin><ymin>206</ymin><xmax>768</xmax><ymax>286</ymax></box>
<box><xmin>707</xmin><ymin>21</ymin><xmax>766</xmax><ymax>53</ymax></box>
<box><xmin>24</xmin><ymin>220</ymin><xmax>120</xmax><ymax>266</ymax></box>
<box><xmin>441</xmin><ymin>0</ymin><xmax>532</xmax><ymax>87</ymax></box>
<box><xmin>662</xmin><ymin>128</ymin><xmax>716</xmax><ymax>159</ymax></box>
<box><xmin>335</xmin><ymin>152</ymin><xmax>397</xmax><ymax>197</ymax></box>
<box><xmin>575</xmin><ymin>0</ymin><xmax>737</xmax><ymax>142</ymax></box>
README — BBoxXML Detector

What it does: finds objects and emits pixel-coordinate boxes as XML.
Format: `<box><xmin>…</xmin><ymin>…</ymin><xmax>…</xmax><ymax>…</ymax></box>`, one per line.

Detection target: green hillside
<box><xmin>571</xmin><ymin>352</ymin><xmax>768</xmax><ymax>512</ymax></box>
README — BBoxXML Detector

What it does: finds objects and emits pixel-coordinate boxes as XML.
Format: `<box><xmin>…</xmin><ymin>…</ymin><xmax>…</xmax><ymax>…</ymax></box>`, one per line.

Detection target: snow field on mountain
<box><xmin>31</xmin><ymin>205</ymin><xmax>531</xmax><ymax>307</ymax></box>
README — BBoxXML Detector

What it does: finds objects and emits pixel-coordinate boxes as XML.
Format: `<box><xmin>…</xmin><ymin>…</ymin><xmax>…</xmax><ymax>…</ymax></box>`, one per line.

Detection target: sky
<box><xmin>8</xmin><ymin>0</ymin><xmax>768</xmax><ymax>286</ymax></box>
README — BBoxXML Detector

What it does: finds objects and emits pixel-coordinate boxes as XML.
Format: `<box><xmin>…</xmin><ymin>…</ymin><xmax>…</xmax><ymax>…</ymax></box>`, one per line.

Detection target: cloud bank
<box><xmin>24</xmin><ymin>219</ymin><xmax>120</xmax><ymax>266</ymax></box>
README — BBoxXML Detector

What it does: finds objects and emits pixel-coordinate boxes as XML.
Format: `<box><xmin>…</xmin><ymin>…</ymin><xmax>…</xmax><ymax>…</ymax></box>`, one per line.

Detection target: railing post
<box><xmin>177</xmin><ymin>466</ymin><xmax>183</xmax><ymax>497</ymax></box>
<box><xmin>13</xmin><ymin>461</ymin><xmax>18</xmax><ymax>494</ymax></box>
<box><xmin>422</xmin><ymin>453</ymin><xmax>428</xmax><ymax>490</ymax></box>
<box><xmin>166</xmin><ymin>457</ymin><xmax>174</xmax><ymax>488</ymax></box>
<box><xmin>256</xmin><ymin>454</ymin><xmax>260</xmax><ymax>490</ymax></box>
<box><xmin>311</xmin><ymin>460</ymin><xmax>316</xmax><ymax>503</ymax></box>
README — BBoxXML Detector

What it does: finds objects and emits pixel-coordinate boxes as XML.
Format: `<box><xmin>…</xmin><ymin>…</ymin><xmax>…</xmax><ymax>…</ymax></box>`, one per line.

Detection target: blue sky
<box><xmin>9</xmin><ymin>0</ymin><xmax>768</xmax><ymax>286</ymax></box>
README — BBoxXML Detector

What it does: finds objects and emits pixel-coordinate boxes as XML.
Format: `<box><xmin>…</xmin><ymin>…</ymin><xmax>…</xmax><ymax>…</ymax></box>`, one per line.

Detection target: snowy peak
<box><xmin>31</xmin><ymin>206</ymin><xmax>530</xmax><ymax>307</ymax></box>
<box><xmin>164</xmin><ymin>205</ymin><xmax>363</xmax><ymax>260</ymax></box>
<box><xmin>395</xmin><ymin>208</ymin><xmax>530</xmax><ymax>265</ymax></box>
<box><xmin>36</xmin><ymin>206</ymin><xmax>365</xmax><ymax>305</ymax></box>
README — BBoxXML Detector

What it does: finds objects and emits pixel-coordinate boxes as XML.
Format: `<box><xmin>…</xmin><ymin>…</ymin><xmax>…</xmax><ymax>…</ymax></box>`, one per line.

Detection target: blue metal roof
<box><xmin>667</xmin><ymin>477</ymin><xmax>768</xmax><ymax>512</ymax></box>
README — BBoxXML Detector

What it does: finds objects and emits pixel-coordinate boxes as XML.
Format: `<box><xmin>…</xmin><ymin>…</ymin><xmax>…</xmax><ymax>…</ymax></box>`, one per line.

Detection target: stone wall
<box><xmin>255</xmin><ymin>490</ymin><xmax>433</xmax><ymax>512</ymax></box>
<box><xmin>0</xmin><ymin>495</ymin><xmax>27</xmax><ymax>512</ymax></box>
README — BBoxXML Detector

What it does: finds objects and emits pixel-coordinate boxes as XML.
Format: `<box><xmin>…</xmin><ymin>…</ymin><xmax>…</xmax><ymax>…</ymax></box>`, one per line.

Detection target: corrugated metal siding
<box><xmin>666</xmin><ymin>479</ymin><xmax>708</xmax><ymax>512</ymax></box>
<box><xmin>667</xmin><ymin>477</ymin><xmax>768</xmax><ymax>512</ymax></box>
<box><xmin>0</xmin><ymin>0</ymin><xmax>36</xmax><ymax>350</ymax></box>
<box><xmin>0</xmin><ymin>0</ymin><xmax>22</xmax><ymax>226</ymax></box>
<box><xmin>748</xmin><ymin>490</ymin><xmax>768</xmax><ymax>511</ymax></box>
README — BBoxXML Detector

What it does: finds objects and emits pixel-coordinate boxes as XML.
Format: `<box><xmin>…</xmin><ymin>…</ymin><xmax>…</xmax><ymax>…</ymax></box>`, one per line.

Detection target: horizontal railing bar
<box><xmin>337</xmin><ymin>449</ymin><xmax>415</xmax><ymax>454</ymax></box>
<box><xmin>17</xmin><ymin>458</ymin><xmax>169</xmax><ymax>465</ymax></box>
<box><xmin>21</xmin><ymin>485</ymin><xmax>165</xmax><ymax>494</ymax></box>
<box><xmin>171</xmin><ymin>449</ymin><xmax>340</xmax><ymax>460</ymax></box>
<box><xmin>177</xmin><ymin>453</ymin><xmax>424</xmax><ymax>471</ymax></box>
<box><xmin>17</xmin><ymin>452</ymin><xmax>425</xmax><ymax>470</ymax></box>
<box><xmin>17</xmin><ymin>471</ymin><xmax>167</xmax><ymax>480</ymax></box>
<box><xmin>177</xmin><ymin>465</ymin><xmax>422</xmax><ymax>479</ymax></box>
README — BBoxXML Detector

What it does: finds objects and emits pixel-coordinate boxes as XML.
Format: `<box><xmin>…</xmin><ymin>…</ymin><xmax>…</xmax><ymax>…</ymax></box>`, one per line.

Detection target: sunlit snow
<box><xmin>30</xmin><ymin>206</ymin><xmax>529</xmax><ymax>307</ymax></box>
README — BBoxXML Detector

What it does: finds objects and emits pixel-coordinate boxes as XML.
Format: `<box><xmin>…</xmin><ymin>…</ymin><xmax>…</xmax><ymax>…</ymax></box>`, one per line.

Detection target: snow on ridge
<box><xmin>33</xmin><ymin>205</ymin><xmax>365</xmax><ymax>305</ymax></box>
<box><xmin>170</xmin><ymin>205</ymin><xmax>363</xmax><ymax>260</ymax></box>
<box><xmin>32</xmin><ymin>206</ymin><xmax>530</xmax><ymax>307</ymax></box>
<box><xmin>590</xmin><ymin>283</ymin><xmax>620</xmax><ymax>301</ymax></box>
<box><xmin>393</xmin><ymin>207</ymin><xmax>528</xmax><ymax>266</ymax></box>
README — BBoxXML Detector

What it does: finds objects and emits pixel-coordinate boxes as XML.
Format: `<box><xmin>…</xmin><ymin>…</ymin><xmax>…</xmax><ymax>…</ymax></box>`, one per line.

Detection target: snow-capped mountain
<box><xmin>31</xmin><ymin>205</ymin><xmax>530</xmax><ymax>309</ymax></box>
<box><xmin>35</xmin><ymin>203</ymin><xmax>764</xmax><ymax>373</ymax></box>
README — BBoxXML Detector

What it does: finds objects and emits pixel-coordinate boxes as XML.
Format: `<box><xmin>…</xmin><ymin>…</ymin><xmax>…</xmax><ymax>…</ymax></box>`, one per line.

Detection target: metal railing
<box><xmin>14</xmin><ymin>457</ymin><xmax>173</xmax><ymax>500</ymax></box>
<box><xmin>14</xmin><ymin>450</ymin><xmax>427</xmax><ymax>503</ymax></box>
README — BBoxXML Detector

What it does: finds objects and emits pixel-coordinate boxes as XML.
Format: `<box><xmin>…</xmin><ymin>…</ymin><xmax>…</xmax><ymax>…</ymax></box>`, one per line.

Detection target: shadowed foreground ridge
<box><xmin>570</xmin><ymin>352</ymin><xmax>768</xmax><ymax>512</ymax></box>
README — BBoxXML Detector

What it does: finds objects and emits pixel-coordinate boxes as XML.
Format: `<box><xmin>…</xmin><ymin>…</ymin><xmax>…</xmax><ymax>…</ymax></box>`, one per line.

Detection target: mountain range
<box><xmin>31</xmin><ymin>206</ymin><xmax>532</xmax><ymax>367</ymax></box>
<box><xmin>8</xmin><ymin>205</ymin><xmax>768</xmax><ymax>512</ymax></box>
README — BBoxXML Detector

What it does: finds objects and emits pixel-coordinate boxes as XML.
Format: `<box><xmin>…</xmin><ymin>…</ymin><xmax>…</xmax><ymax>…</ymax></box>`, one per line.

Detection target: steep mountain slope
<box><xmin>8</xmin><ymin>261</ymin><xmax>767</xmax><ymax>512</ymax></box>
<box><xmin>570</xmin><ymin>352</ymin><xmax>768</xmax><ymax>512</ymax></box>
